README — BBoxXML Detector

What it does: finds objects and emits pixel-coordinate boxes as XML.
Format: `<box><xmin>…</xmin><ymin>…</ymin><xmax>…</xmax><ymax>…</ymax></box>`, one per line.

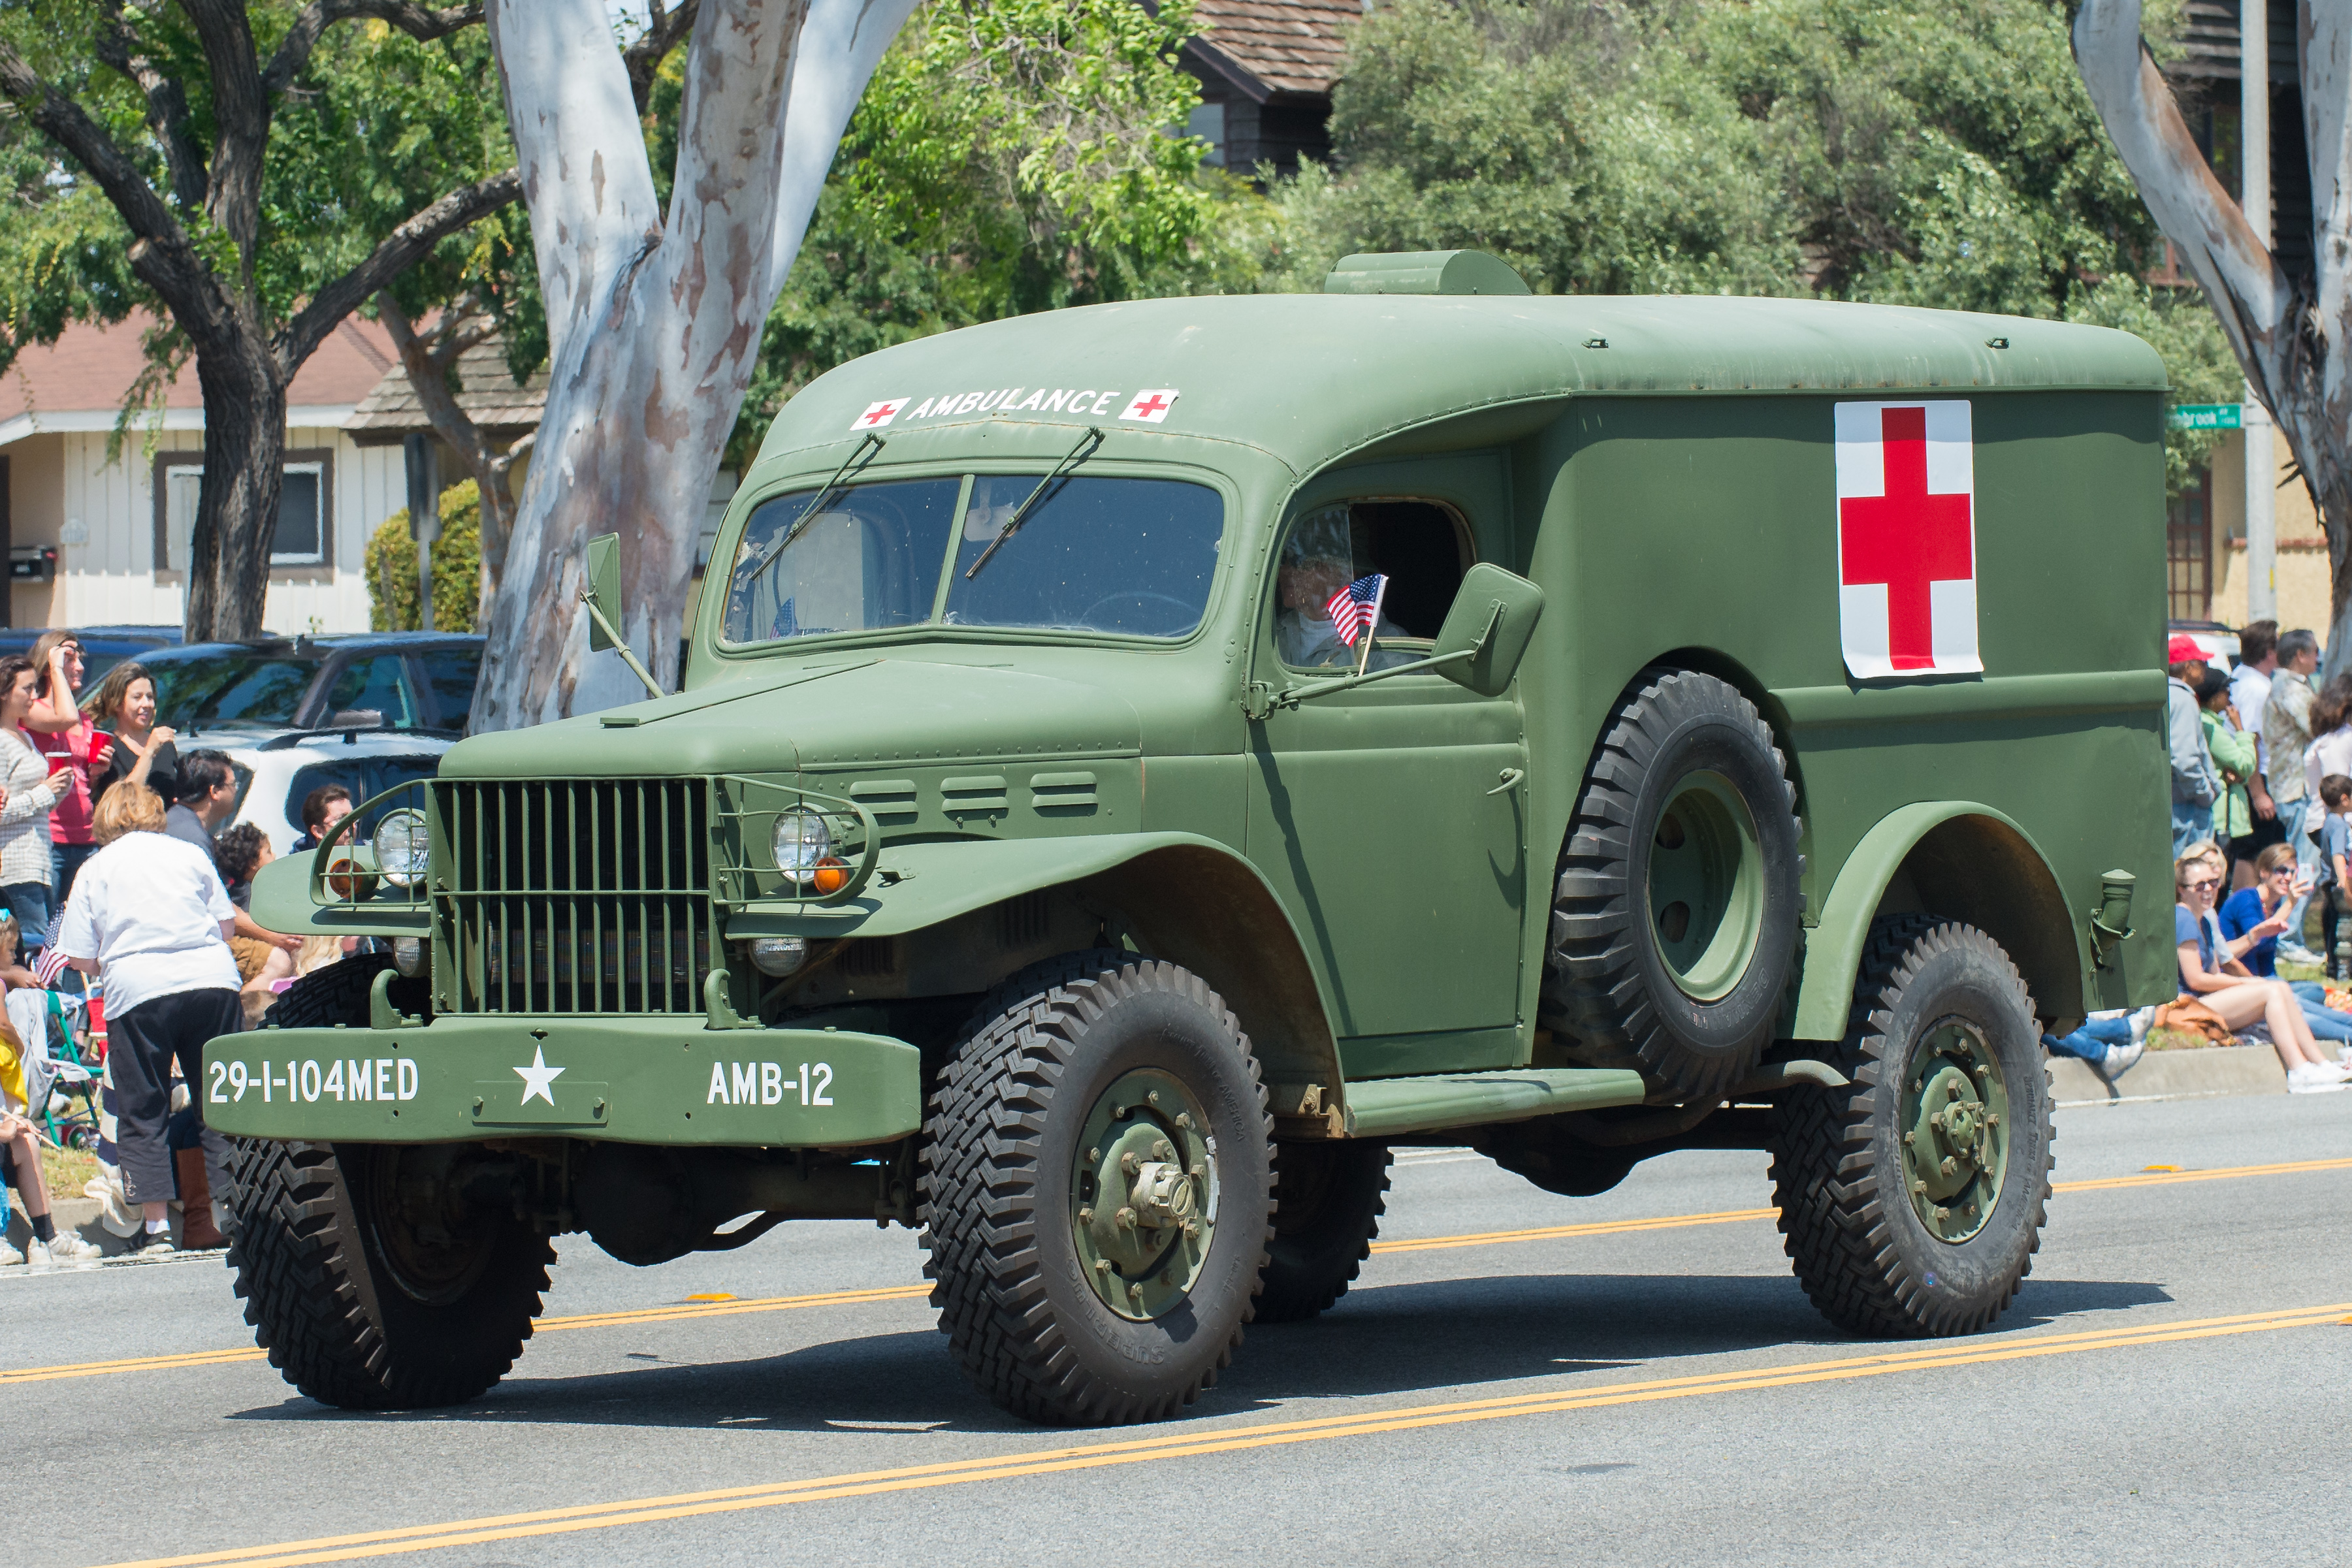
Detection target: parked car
<box><xmin>133</xmin><ymin>632</ymin><xmax>483</xmax><ymax>735</ymax></box>
<box><xmin>2168</xmin><ymin>618</ymin><xmax>2242</xmax><ymax>669</ymax></box>
<box><xmin>218</xmin><ymin>728</ymin><xmax>457</xmax><ymax>856</ymax></box>
<box><xmin>0</xmin><ymin>624</ymin><xmax>183</xmax><ymax>688</ymax></box>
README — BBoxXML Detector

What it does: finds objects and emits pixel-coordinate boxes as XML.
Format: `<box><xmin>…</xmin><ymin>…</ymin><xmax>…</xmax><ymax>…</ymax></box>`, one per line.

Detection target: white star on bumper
<box><xmin>514</xmin><ymin>1046</ymin><xmax>566</xmax><ymax>1106</ymax></box>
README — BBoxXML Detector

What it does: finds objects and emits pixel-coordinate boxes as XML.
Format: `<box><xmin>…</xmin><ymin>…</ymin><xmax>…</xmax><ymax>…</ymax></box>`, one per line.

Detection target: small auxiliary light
<box><xmin>811</xmin><ymin>857</ymin><xmax>852</xmax><ymax>897</ymax></box>
<box><xmin>746</xmin><ymin>936</ymin><xmax>807</xmax><ymax>977</ymax></box>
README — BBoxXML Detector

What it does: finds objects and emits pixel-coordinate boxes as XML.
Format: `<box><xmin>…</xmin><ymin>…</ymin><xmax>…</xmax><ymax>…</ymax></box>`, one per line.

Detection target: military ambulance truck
<box><xmin>211</xmin><ymin>251</ymin><xmax>2174</xmax><ymax>1425</ymax></box>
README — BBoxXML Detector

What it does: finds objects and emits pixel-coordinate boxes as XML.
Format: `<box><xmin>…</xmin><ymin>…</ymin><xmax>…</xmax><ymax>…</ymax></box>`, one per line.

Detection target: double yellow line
<box><xmin>8</xmin><ymin>1156</ymin><xmax>2348</xmax><ymax>1391</ymax></box>
<box><xmin>97</xmin><ymin>1300</ymin><xmax>2352</xmax><ymax>1568</ymax></box>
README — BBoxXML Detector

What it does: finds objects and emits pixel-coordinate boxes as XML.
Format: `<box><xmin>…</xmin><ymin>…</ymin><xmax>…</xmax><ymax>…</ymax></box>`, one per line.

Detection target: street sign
<box><xmin>2168</xmin><ymin>402</ymin><xmax>2244</xmax><ymax>430</ymax></box>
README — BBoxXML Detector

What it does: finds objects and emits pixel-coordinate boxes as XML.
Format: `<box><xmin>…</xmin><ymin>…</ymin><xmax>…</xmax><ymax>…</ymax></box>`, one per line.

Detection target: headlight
<box><xmin>375</xmin><ymin>808</ymin><xmax>429</xmax><ymax>888</ymax></box>
<box><xmin>745</xmin><ymin>936</ymin><xmax>807</xmax><ymax>977</ymax></box>
<box><xmin>771</xmin><ymin>811</ymin><xmax>832</xmax><ymax>884</ymax></box>
<box><xmin>391</xmin><ymin>937</ymin><xmax>428</xmax><ymax>978</ymax></box>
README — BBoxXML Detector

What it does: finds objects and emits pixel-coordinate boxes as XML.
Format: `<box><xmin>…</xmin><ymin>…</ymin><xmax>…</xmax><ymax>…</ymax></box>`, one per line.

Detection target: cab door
<box><xmin>1242</xmin><ymin>467</ymin><xmax>1529</xmax><ymax>1078</ymax></box>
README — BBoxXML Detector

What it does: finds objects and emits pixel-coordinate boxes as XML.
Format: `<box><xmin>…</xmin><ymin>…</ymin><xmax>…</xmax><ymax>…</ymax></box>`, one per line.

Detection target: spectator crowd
<box><xmin>2074</xmin><ymin>620</ymin><xmax>2352</xmax><ymax>1095</ymax></box>
<box><xmin>0</xmin><ymin>631</ymin><xmax>368</xmax><ymax>1268</ymax></box>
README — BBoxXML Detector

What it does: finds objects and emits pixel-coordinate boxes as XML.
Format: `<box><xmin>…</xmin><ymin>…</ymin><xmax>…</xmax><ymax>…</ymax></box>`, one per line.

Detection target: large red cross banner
<box><xmin>1833</xmin><ymin>400</ymin><xmax>1980</xmax><ymax>679</ymax></box>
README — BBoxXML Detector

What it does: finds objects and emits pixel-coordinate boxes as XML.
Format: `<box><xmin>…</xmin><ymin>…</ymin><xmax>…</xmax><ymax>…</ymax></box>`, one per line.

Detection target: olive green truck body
<box><xmin>207</xmin><ymin>258</ymin><xmax>2174</xmax><ymax>1418</ymax></box>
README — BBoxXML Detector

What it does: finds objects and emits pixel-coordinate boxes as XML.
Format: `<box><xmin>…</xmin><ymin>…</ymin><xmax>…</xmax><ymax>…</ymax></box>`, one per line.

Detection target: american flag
<box><xmin>32</xmin><ymin>910</ymin><xmax>68</xmax><ymax>988</ymax></box>
<box><xmin>1323</xmin><ymin>573</ymin><xmax>1388</xmax><ymax>648</ymax></box>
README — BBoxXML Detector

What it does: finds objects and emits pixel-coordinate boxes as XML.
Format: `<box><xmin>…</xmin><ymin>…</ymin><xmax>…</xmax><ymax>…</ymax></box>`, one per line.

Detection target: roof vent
<box><xmin>1323</xmin><ymin>250</ymin><xmax>1531</xmax><ymax>296</ymax></box>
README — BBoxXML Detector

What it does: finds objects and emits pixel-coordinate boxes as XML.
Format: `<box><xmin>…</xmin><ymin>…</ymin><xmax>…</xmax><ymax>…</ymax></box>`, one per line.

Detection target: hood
<box><xmin>442</xmin><ymin>658</ymin><xmax>1142</xmax><ymax>780</ymax></box>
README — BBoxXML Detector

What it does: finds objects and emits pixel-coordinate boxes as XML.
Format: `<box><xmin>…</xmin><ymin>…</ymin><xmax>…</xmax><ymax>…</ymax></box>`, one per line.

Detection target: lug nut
<box><xmin>1087</xmin><ymin>1147</ymin><xmax>1100</xmax><ymax>1164</ymax></box>
<box><xmin>1116</xmin><ymin>1206</ymin><xmax>1136</xmax><ymax>1228</ymax></box>
<box><xmin>1148</xmin><ymin>1091</ymin><xmax>1162</xmax><ymax>1106</ymax></box>
<box><xmin>1183</xmin><ymin>1219</ymin><xmax>1200</xmax><ymax>1238</ymax></box>
<box><xmin>1078</xmin><ymin>1207</ymin><xmax>1093</xmax><ymax>1224</ymax></box>
<box><xmin>1127</xmin><ymin>1283</ymin><xmax>1143</xmax><ymax>1302</ymax></box>
<box><xmin>1121</xmin><ymin>1152</ymin><xmax>1140</xmax><ymax>1176</ymax></box>
<box><xmin>1940</xmin><ymin>1157</ymin><xmax>1957</xmax><ymax>1177</ymax></box>
<box><xmin>1154</xmin><ymin>1140</ymin><xmax>1172</xmax><ymax>1159</ymax></box>
<box><xmin>1175</xmin><ymin>1113</ymin><xmax>1195</xmax><ymax>1130</ymax></box>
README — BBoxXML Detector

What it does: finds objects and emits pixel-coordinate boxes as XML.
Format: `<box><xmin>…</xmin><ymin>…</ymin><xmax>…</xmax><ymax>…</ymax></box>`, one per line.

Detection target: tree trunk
<box><xmin>472</xmin><ymin>0</ymin><xmax>914</xmax><ymax>729</ymax></box>
<box><xmin>378</xmin><ymin>295</ymin><xmax>519</xmax><ymax>623</ymax></box>
<box><xmin>2074</xmin><ymin>1</ymin><xmax>2352</xmax><ymax>672</ymax></box>
<box><xmin>186</xmin><ymin>347</ymin><xmax>287</xmax><ymax>641</ymax></box>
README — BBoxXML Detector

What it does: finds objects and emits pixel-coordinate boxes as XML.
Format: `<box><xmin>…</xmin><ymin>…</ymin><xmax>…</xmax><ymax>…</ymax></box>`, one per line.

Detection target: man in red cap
<box><xmin>2168</xmin><ymin>633</ymin><xmax>2221</xmax><ymax>854</ymax></box>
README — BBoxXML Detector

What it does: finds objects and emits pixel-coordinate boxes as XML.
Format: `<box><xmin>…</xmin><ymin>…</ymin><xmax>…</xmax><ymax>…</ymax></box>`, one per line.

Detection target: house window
<box><xmin>2167</xmin><ymin>468</ymin><xmax>2212</xmax><ymax>622</ymax></box>
<box><xmin>1187</xmin><ymin>102</ymin><xmax>1226</xmax><ymax>167</ymax></box>
<box><xmin>153</xmin><ymin>449</ymin><xmax>334</xmax><ymax>573</ymax></box>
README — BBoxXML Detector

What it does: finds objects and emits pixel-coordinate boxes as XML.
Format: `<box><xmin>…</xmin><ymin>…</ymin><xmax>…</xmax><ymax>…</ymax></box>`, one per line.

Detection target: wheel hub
<box><xmin>1071</xmin><ymin>1070</ymin><xmax>1217</xmax><ymax>1321</ymax></box>
<box><xmin>1646</xmin><ymin>770</ymin><xmax>1765</xmax><ymax>1002</ymax></box>
<box><xmin>1899</xmin><ymin>1019</ymin><xmax>2010</xmax><ymax>1243</ymax></box>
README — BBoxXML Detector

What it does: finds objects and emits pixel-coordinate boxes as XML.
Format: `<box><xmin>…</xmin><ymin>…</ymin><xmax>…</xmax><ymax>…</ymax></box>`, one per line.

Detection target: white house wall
<box><xmin>49</xmin><ymin>424</ymin><xmax>393</xmax><ymax>633</ymax></box>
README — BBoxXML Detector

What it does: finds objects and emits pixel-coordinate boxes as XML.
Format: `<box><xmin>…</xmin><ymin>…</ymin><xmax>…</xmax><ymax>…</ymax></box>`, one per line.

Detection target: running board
<box><xmin>1340</xmin><ymin>1068</ymin><xmax>1649</xmax><ymax>1140</ymax></box>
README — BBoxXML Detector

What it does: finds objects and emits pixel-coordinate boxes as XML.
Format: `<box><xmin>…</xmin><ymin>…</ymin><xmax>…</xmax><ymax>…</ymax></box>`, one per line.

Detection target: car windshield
<box><xmin>721</xmin><ymin>474</ymin><xmax>1223</xmax><ymax>645</ymax></box>
<box><xmin>147</xmin><ymin>652</ymin><xmax>323</xmax><ymax>729</ymax></box>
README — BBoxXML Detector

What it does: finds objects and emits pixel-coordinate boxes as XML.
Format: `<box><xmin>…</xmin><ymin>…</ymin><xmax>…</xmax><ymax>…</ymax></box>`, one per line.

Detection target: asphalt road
<box><xmin>8</xmin><ymin>1093</ymin><xmax>2349</xmax><ymax>1568</ymax></box>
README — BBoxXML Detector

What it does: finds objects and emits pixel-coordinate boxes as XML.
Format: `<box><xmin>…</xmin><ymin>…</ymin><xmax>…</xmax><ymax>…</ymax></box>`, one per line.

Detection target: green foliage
<box><xmin>724</xmin><ymin>0</ymin><xmax>1277</xmax><ymax>466</ymax></box>
<box><xmin>365</xmin><ymin>478</ymin><xmax>484</xmax><ymax>633</ymax></box>
<box><xmin>0</xmin><ymin>7</ymin><xmax>532</xmax><ymax>403</ymax></box>
<box><xmin>1270</xmin><ymin>0</ymin><xmax>2237</xmax><ymax>496</ymax></box>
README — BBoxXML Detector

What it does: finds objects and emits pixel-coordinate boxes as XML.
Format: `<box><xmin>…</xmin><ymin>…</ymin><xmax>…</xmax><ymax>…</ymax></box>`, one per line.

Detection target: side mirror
<box><xmin>580</xmin><ymin>532</ymin><xmax>664</xmax><ymax>698</ymax></box>
<box><xmin>584</xmin><ymin>532</ymin><xmax>623</xmax><ymax>653</ymax></box>
<box><xmin>1432</xmin><ymin>563</ymin><xmax>1544</xmax><ymax>696</ymax></box>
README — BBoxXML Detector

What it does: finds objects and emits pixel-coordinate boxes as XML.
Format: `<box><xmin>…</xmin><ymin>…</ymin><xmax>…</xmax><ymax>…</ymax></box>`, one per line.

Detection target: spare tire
<box><xmin>1541</xmin><ymin>667</ymin><xmax>1801</xmax><ymax>1102</ymax></box>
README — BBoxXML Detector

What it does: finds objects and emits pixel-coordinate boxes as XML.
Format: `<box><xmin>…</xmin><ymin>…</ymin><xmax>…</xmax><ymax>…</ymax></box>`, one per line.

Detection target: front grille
<box><xmin>434</xmin><ymin>779</ymin><xmax>720</xmax><ymax>1014</ymax></box>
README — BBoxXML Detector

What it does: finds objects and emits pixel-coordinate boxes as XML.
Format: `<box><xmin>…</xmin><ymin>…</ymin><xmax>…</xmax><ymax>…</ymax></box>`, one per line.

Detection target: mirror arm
<box><xmin>580</xmin><ymin>589</ymin><xmax>664</xmax><ymax>699</ymax></box>
<box><xmin>1257</xmin><ymin>647</ymin><xmax>1477</xmax><ymax>714</ymax></box>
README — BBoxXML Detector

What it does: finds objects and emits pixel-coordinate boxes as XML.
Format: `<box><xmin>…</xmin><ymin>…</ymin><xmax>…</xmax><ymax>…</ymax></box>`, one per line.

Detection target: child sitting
<box><xmin>2321</xmin><ymin>774</ymin><xmax>2352</xmax><ymax>980</ymax></box>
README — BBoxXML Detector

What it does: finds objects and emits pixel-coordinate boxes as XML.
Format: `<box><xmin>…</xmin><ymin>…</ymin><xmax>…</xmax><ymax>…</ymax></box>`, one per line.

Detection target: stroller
<box><xmin>9</xmin><ymin>988</ymin><xmax>99</xmax><ymax>1151</ymax></box>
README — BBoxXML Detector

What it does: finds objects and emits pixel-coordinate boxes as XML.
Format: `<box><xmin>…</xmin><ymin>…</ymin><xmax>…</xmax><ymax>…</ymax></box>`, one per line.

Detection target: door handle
<box><xmin>1487</xmin><ymin>767</ymin><xmax>1525</xmax><ymax>796</ymax></box>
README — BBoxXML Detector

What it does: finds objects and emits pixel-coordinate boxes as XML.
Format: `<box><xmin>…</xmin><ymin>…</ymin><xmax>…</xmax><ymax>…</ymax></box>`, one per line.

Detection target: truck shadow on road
<box><xmin>223</xmin><ymin>1269</ymin><xmax>2171</xmax><ymax>1434</ymax></box>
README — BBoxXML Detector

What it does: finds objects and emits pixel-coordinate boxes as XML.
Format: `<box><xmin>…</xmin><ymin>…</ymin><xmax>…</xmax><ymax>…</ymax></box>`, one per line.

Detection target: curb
<box><xmin>5</xmin><ymin>1195</ymin><xmax>208</xmax><ymax>1255</ymax></box>
<box><xmin>2049</xmin><ymin>1043</ymin><xmax>2287</xmax><ymax>1108</ymax></box>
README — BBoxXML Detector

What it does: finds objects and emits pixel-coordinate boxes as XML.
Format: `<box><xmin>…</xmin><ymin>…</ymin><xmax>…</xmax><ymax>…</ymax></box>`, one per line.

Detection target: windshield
<box><xmin>721</xmin><ymin>474</ymin><xmax>1223</xmax><ymax>646</ymax></box>
<box><xmin>148</xmin><ymin>652</ymin><xmax>324</xmax><ymax>729</ymax></box>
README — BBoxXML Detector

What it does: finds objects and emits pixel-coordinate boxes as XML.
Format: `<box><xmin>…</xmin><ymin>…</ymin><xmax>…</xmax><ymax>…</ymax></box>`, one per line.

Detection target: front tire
<box><xmin>920</xmin><ymin>951</ymin><xmax>1272</xmax><ymax>1424</ymax></box>
<box><xmin>1256</xmin><ymin>1142</ymin><xmax>1390</xmax><ymax>1322</ymax></box>
<box><xmin>1769</xmin><ymin>916</ymin><xmax>2054</xmax><ymax>1337</ymax></box>
<box><xmin>225</xmin><ymin>959</ymin><xmax>549</xmax><ymax>1409</ymax></box>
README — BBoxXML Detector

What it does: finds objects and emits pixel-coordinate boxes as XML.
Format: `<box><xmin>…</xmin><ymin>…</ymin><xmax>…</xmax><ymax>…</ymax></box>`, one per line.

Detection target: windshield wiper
<box><xmin>962</xmin><ymin>426</ymin><xmax>1105</xmax><ymax>581</ymax></box>
<box><xmin>745</xmin><ymin>430</ymin><xmax>885</xmax><ymax>581</ymax></box>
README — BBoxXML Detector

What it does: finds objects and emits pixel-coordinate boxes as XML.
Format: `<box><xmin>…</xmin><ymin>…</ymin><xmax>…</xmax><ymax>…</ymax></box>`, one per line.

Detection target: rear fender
<box><xmin>1794</xmin><ymin>803</ymin><xmax>2084</xmax><ymax>1040</ymax></box>
<box><xmin>733</xmin><ymin>833</ymin><xmax>1345</xmax><ymax>1112</ymax></box>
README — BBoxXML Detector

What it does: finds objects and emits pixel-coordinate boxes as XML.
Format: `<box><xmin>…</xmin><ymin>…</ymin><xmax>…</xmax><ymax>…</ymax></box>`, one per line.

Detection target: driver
<box><xmin>1276</xmin><ymin>507</ymin><xmax>1410</xmax><ymax>670</ymax></box>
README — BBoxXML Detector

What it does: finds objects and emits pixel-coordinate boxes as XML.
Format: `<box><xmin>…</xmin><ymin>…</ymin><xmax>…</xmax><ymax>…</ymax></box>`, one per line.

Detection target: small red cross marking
<box><xmin>860</xmin><ymin>403</ymin><xmax>900</xmax><ymax>427</ymax></box>
<box><xmin>1129</xmin><ymin>393</ymin><xmax>1170</xmax><ymax>419</ymax></box>
<box><xmin>1839</xmin><ymin>406</ymin><xmax>1973</xmax><ymax>671</ymax></box>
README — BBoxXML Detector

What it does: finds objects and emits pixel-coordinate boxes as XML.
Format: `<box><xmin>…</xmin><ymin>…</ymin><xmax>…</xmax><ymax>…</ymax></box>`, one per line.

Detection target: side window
<box><xmin>280</xmin><ymin>756</ymin><xmax>439</xmax><ymax>838</ymax></box>
<box><xmin>417</xmin><ymin>646</ymin><xmax>481</xmax><ymax>731</ymax></box>
<box><xmin>1273</xmin><ymin>500</ymin><xmax>1471</xmax><ymax>671</ymax></box>
<box><xmin>323</xmin><ymin>655</ymin><xmax>419</xmax><ymax>727</ymax></box>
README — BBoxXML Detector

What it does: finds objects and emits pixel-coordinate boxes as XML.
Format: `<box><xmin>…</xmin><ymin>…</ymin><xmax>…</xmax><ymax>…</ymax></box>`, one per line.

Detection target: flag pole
<box><xmin>1355</xmin><ymin>576</ymin><xmax>1388</xmax><ymax>679</ymax></box>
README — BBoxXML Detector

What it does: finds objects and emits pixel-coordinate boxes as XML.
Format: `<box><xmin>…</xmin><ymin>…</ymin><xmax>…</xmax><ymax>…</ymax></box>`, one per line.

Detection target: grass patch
<box><xmin>37</xmin><ymin>1142</ymin><xmax>97</xmax><ymax>1202</ymax></box>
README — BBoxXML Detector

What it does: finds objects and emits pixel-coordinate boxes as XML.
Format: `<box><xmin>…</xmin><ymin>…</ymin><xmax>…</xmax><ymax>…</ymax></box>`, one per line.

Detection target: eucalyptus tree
<box><xmin>470</xmin><ymin>0</ymin><xmax>916</xmax><ymax>728</ymax></box>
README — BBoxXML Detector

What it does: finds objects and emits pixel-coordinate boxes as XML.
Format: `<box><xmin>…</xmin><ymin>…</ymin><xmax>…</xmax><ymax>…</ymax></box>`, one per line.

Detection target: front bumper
<box><xmin>201</xmin><ymin>1016</ymin><xmax>923</xmax><ymax>1148</ymax></box>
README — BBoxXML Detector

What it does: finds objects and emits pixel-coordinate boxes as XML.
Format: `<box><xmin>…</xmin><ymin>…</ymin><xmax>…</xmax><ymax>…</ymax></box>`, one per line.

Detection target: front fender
<box><xmin>1794</xmin><ymin>801</ymin><xmax>2085</xmax><ymax>1040</ymax></box>
<box><xmin>731</xmin><ymin>832</ymin><xmax>1349</xmax><ymax>1123</ymax></box>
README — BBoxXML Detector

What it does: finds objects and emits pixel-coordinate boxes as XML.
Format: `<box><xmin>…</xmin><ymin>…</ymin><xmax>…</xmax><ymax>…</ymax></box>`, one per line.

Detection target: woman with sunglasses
<box><xmin>2218</xmin><ymin>841</ymin><xmax>2352</xmax><ymax>1046</ymax></box>
<box><xmin>2176</xmin><ymin>844</ymin><xmax>2351</xmax><ymax>1092</ymax></box>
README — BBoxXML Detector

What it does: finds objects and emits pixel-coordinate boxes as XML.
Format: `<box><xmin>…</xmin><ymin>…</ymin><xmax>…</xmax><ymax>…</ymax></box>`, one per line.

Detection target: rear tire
<box><xmin>1769</xmin><ymin>916</ymin><xmax>2053</xmax><ymax>1337</ymax></box>
<box><xmin>920</xmin><ymin>951</ymin><xmax>1272</xmax><ymax>1424</ymax></box>
<box><xmin>225</xmin><ymin>957</ymin><xmax>547</xmax><ymax>1409</ymax></box>
<box><xmin>1255</xmin><ymin>1142</ymin><xmax>1389</xmax><ymax>1322</ymax></box>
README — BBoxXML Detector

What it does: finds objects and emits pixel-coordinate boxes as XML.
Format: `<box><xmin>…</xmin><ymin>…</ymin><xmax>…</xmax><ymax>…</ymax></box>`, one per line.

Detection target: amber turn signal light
<box><xmin>811</xmin><ymin>856</ymin><xmax>851</xmax><ymax>895</ymax></box>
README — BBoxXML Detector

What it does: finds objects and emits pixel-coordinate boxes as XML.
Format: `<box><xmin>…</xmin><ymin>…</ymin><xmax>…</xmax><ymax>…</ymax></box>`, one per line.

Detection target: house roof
<box><xmin>1187</xmin><ymin>0</ymin><xmax>1357</xmax><ymax>101</ymax></box>
<box><xmin>0</xmin><ymin>312</ymin><xmax>395</xmax><ymax>438</ymax></box>
<box><xmin>344</xmin><ymin>334</ymin><xmax>547</xmax><ymax>446</ymax></box>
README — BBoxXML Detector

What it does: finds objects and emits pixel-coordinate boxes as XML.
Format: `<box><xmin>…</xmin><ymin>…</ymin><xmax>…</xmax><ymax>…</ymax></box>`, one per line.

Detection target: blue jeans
<box><xmin>50</xmin><ymin>840</ymin><xmax>96</xmax><ymax>910</ymax></box>
<box><xmin>2044</xmin><ymin>1015</ymin><xmax>2134</xmax><ymax>1062</ymax></box>
<box><xmin>2288</xmin><ymin>981</ymin><xmax>2352</xmax><ymax>1043</ymax></box>
<box><xmin>0</xmin><ymin>880</ymin><xmax>53</xmax><ymax>952</ymax></box>
<box><xmin>2173</xmin><ymin>802</ymin><xmax>2215</xmax><ymax>856</ymax></box>
<box><xmin>2280</xmin><ymin>797</ymin><xmax>2319</xmax><ymax>942</ymax></box>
